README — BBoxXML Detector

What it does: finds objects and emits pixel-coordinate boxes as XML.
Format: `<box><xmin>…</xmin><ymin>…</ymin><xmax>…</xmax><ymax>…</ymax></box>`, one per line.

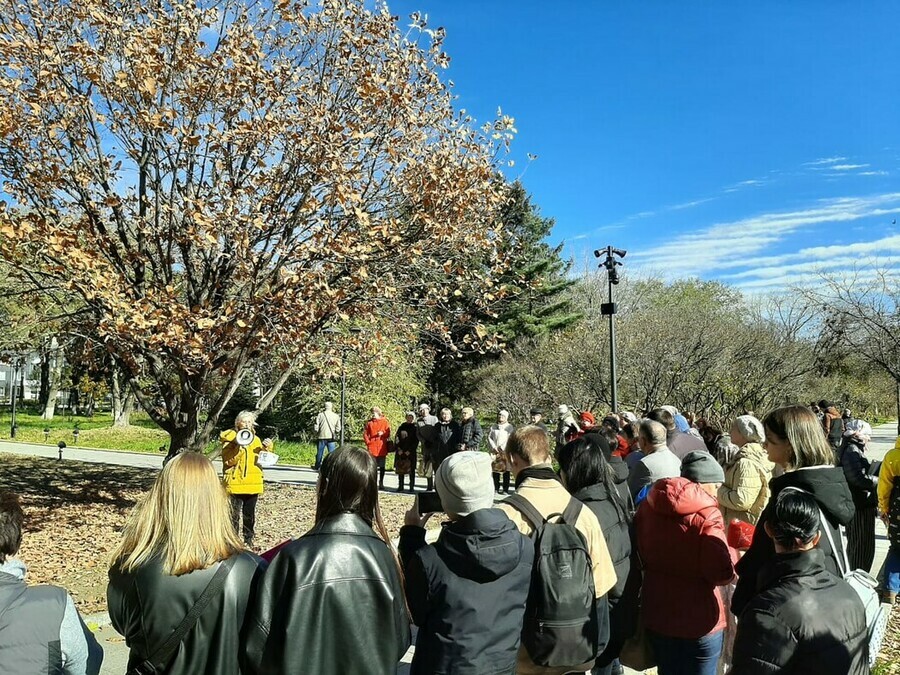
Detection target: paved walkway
<box><xmin>3</xmin><ymin>422</ymin><xmax>897</xmax><ymax>674</ymax></box>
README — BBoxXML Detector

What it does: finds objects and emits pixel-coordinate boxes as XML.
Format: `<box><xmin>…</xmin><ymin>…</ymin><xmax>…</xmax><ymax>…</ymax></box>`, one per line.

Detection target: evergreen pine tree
<box><xmin>427</xmin><ymin>180</ymin><xmax>581</xmax><ymax>400</ymax></box>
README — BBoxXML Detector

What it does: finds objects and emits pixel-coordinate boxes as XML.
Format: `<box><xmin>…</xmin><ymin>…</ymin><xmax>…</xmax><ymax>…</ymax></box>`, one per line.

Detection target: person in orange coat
<box><xmin>364</xmin><ymin>407</ymin><xmax>392</xmax><ymax>489</ymax></box>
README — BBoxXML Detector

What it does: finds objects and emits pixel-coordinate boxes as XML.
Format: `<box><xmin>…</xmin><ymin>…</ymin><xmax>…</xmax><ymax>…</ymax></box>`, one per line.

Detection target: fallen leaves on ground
<box><xmin>2</xmin><ymin>453</ymin><xmax>427</xmax><ymax>614</ymax></box>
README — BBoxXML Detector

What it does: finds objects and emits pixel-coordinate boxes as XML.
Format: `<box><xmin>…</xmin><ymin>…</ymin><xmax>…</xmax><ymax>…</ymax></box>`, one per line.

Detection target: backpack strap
<box><xmin>561</xmin><ymin>497</ymin><xmax>583</xmax><ymax>525</ymax></box>
<box><xmin>504</xmin><ymin>494</ymin><xmax>546</xmax><ymax>533</ymax></box>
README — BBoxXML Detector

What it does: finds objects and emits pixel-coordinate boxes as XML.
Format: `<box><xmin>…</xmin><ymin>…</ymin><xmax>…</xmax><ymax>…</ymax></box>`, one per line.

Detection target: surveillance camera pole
<box><xmin>595</xmin><ymin>246</ymin><xmax>626</xmax><ymax>413</ymax></box>
<box><xmin>607</xmin><ymin>271</ymin><xmax>618</xmax><ymax>413</ymax></box>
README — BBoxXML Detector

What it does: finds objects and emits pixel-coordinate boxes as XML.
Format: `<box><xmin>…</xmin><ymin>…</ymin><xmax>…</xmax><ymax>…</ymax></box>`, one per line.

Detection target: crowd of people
<box><xmin>0</xmin><ymin>400</ymin><xmax>897</xmax><ymax>675</ymax></box>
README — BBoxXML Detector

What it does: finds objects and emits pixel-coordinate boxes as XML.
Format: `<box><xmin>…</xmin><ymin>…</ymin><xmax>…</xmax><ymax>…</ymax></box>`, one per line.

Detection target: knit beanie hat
<box><xmin>435</xmin><ymin>451</ymin><xmax>495</xmax><ymax>517</ymax></box>
<box><xmin>680</xmin><ymin>451</ymin><xmax>725</xmax><ymax>484</ymax></box>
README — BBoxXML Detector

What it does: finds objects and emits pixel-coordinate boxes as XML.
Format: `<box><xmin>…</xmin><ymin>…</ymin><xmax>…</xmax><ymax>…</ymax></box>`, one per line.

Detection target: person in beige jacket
<box><xmin>498</xmin><ymin>425</ymin><xmax>617</xmax><ymax>675</ymax></box>
<box><xmin>717</xmin><ymin>415</ymin><xmax>773</xmax><ymax>525</ymax></box>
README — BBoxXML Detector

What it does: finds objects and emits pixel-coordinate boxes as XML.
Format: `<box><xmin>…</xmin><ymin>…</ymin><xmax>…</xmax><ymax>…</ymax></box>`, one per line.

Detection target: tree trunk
<box><xmin>115</xmin><ymin>390</ymin><xmax>135</xmax><ymax>427</ymax></box>
<box><xmin>111</xmin><ymin>370</ymin><xmax>136</xmax><ymax>427</ymax></box>
<box><xmin>110</xmin><ymin>371</ymin><xmax>122</xmax><ymax>421</ymax></box>
<box><xmin>40</xmin><ymin>343</ymin><xmax>63</xmax><ymax>421</ymax></box>
<box><xmin>38</xmin><ymin>350</ymin><xmax>50</xmax><ymax>407</ymax></box>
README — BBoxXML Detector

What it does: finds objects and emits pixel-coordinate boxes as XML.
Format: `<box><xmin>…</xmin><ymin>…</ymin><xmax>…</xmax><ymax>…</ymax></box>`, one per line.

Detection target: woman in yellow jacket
<box><xmin>220</xmin><ymin>410</ymin><xmax>272</xmax><ymax>548</ymax></box>
<box><xmin>877</xmin><ymin>436</ymin><xmax>900</xmax><ymax>603</ymax></box>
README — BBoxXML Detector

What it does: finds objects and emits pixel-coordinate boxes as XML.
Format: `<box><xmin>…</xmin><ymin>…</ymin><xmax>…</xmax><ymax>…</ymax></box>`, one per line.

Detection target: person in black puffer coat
<box><xmin>558</xmin><ymin>435</ymin><xmax>637</xmax><ymax>675</ymax></box>
<box><xmin>731</xmin><ymin>489</ymin><xmax>867</xmax><ymax>674</ymax></box>
<box><xmin>732</xmin><ymin>405</ymin><xmax>855</xmax><ymax>616</ymax></box>
<box><xmin>837</xmin><ymin>421</ymin><xmax>878</xmax><ymax>572</ymax></box>
<box><xmin>399</xmin><ymin>451</ymin><xmax>533</xmax><ymax>675</ymax></box>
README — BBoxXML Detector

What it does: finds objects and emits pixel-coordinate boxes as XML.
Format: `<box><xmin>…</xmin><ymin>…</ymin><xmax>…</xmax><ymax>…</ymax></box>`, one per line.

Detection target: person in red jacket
<box><xmin>634</xmin><ymin>451</ymin><xmax>737</xmax><ymax>675</ymax></box>
<box><xmin>364</xmin><ymin>407</ymin><xmax>392</xmax><ymax>490</ymax></box>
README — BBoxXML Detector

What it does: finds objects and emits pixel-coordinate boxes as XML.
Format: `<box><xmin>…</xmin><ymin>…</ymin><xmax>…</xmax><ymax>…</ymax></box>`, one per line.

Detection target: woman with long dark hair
<box><xmin>244</xmin><ymin>447</ymin><xmax>410</xmax><ymax>674</ymax></box>
<box><xmin>558</xmin><ymin>435</ymin><xmax>635</xmax><ymax>675</ymax></box>
<box><xmin>731</xmin><ymin>405</ymin><xmax>855</xmax><ymax>616</ymax></box>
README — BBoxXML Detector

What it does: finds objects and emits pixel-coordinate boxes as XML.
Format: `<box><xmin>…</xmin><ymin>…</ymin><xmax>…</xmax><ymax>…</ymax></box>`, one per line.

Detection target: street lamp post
<box><xmin>339</xmin><ymin>354</ymin><xmax>347</xmax><ymax>447</ymax></box>
<box><xmin>595</xmin><ymin>246</ymin><xmax>626</xmax><ymax>413</ymax></box>
<box><xmin>9</xmin><ymin>357</ymin><xmax>21</xmax><ymax>439</ymax></box>
<box><xmin>323</xmin><ymin>326</ymin><xmax>362</xmax><ymax>448</ymax></box>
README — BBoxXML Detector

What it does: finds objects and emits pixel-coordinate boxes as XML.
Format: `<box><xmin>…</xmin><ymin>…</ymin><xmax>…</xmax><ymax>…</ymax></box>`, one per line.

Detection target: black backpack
<box><xmin>505</xmin><ymin>494</ymin><xmax>598</xmax><ymax>668</ymax></box>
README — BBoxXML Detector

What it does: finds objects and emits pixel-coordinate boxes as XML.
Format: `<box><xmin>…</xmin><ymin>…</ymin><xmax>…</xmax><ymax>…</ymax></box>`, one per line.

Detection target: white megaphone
<box><xmin>235</xmin><ymin>428</ymin><xmax>255</xmax><ymax>447</ymax></box>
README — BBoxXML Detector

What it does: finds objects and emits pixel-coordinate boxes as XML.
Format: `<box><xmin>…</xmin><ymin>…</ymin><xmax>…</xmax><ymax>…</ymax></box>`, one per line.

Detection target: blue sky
<box><xmin>388</xmin><ymin>1</ymin><xmax>900</xmax><ymax>293</ymax></box>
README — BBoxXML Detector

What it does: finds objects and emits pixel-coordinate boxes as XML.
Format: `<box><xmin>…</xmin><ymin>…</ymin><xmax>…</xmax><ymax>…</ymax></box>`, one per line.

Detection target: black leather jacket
<box><xmin>107</xmin><ymin>552</ymin><xmax>265</xmax><ymax>675</ymax></box>
<box><xmin>243</xmin><ymin>513</ymin><xmax>411</xmax><ymax>675</ymax></box>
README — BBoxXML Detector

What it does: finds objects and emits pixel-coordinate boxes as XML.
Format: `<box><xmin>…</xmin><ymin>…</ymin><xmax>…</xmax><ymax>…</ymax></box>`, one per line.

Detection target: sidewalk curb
<box><xmin>0</xmin><ymin>438</ymin><xmax>166</xmax><ymax>460</ymax></box>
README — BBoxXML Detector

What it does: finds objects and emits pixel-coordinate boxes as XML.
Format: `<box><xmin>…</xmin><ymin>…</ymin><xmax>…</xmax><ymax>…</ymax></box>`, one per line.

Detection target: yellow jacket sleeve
<box><xmin>878</xmin><ymin>444</ymin><xmax>900</xmax><ymax>515</ymax></box>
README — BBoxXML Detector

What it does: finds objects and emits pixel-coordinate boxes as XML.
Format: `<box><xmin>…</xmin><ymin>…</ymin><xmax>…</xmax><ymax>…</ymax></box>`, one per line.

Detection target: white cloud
<box><xmin>804</xmin><ymin>156</ymin><xmax>848</xmax><ymax>166</ymax></box>
<box><xmin>830</xmin><ymin>163</ymin><xmax>870</xmax><ymax>171</ymax></box>
<box><xmin>719</xmin><ymin>233</ymin><xmax>900</xmax><ymax>274</ymax></box>
<box><xmin>629</xmin><ymin>192</ymin><xmax>900</xmax><ymax>279</ymax></box>
<box><xmin>731</xmin><ymin>260</ymin><xmax>900</xmax><ymax>293</ymax></box>
<box><xmin>723</xmin><ymin>178</ymin><xmax>766</xmax><ymax>193</ymax></box>
<box><xmin>859</xmin><ymin>171</ymin><xmax>888</xmax><ymax>176</ymax></box>
<box><xmin>670</xmin><ymin>197</ymin><xmax>715</xmax><ymax>211</ymax></box>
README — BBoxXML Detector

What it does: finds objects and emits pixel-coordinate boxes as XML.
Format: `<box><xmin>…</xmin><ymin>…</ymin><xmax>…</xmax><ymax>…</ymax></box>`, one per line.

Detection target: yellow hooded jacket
<box><xmin>877</xmin><ymin>436</ymin><xmax>900</xmax><ymax>515</ymax></box>
<box><xmin>221</xmin><ymin>429</ymin><xmax>266</xmax><ymax>495</ymax></box>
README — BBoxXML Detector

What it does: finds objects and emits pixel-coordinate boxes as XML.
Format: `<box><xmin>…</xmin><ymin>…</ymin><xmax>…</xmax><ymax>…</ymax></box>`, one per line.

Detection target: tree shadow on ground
<box><xmin>0</xmin><ymin>454</ymin><xmax>156</xmax><ymax>533</ymax></box>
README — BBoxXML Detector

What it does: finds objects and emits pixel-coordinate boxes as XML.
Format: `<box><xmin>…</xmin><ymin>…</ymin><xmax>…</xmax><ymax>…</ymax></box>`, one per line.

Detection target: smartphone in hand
<box><xmin>417</xmin><ymin>491</ymin><xmax>443</xmax><ymax>515</ymax></box>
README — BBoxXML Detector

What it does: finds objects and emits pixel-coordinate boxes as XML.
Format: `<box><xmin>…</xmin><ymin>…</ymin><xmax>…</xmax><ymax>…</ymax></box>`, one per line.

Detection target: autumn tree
<box><xmin>0</xmin><ymin>0</ymin><xmax>512</xmax><ymax>451</ymax></box>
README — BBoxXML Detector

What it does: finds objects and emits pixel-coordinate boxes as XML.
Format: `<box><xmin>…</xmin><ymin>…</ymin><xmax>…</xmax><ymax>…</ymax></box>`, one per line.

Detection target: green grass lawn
<box><xmin>0</xmin><ymin>407</ymin><xmax>348</xmax><ymax>467</ymax></box>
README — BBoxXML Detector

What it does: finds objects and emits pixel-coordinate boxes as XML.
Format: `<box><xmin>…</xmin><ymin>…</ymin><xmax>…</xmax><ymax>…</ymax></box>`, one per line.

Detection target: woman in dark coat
<box><xmin>108</xmin><ymin>452</ymin><xmax>266</xmax><ymax>675</ymax></box>
<box><xmin>837</xmin><ymin>420</ymin><xmax>878</xmax><ymax>571</ymax></box>
<box><xmin>731</xmin><ymin>405</ymin><xmax>855</xmax><ymax>616</ymax></box>
<box><xmin>731</xmin><ymin>489</ymin><xmax>868</xmax><ymax>674</ymax></box>
<box><xmin>243</xmin><ymin>447</ymin><xmax>410</xmax><ymax>674</ymax></box>
<box><xmin>558</xmin><ymin>435</ymin><xmax>636</xmax><ymax>675</ymax></box>
<box><xmin>395</xmin><ymin>411</ymin><xmax>420</xmax><ymax>493</ymax></box>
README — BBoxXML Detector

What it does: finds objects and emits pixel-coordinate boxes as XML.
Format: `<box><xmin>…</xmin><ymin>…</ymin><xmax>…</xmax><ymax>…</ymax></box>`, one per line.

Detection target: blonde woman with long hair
<box><xmin>730</xmin><ymin>405</ymin><xmax>855</xmax><ymax>616</ymax></box>
<box><xmin>107</xmin><ymin>452</ymin><xmax>265</xmax><ymax>675</ymax></box>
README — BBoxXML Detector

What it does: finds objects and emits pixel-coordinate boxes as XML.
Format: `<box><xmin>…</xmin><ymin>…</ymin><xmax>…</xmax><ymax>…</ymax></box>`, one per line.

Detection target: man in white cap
<box><xmin>399</xmin><ymin>452</ymin><xmax>533</xmax><ymax>674</ymax></box>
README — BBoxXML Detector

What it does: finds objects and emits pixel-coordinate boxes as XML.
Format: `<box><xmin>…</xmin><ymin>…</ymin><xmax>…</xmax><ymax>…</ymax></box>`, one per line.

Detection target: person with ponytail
<box><xmin>243</xmin><ymin>447</ymin><xmax>410</xmax><ymax>674</ymax></box>
<box><xmin>730</xmin><ymin>489</ymin><xmax>867</xmax><ymax>674</ymax></box>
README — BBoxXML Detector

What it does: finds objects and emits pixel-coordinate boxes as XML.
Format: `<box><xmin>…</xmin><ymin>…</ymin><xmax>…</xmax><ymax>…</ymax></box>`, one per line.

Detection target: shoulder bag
<box><xmin>127</xmin><ymin>556</ymin><xmax>237</xmax><ymax>675</ymax></box>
